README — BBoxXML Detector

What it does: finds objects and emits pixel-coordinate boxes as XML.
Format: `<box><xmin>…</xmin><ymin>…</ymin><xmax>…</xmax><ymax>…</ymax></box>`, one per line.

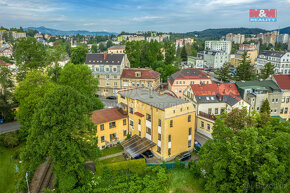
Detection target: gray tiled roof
<box><xmin>118</xmin><ymin>88</ymin><xmax>190</xmax><ymax>110</ymax></box>
<box><xmin>259</xmin><ymin>50</ymin><xmax>285</xmax><ymax>58</ymax></box>
<box><xmin>169</xmin><ymin>68</ymin><xmax>208</xmax><ymax>84</ymax></box>
<box><xmin>195</xmin><ymin>95</ymin><xmax>240</xmax><ymax>106</ymax></box>
<box><xmin>85</xmin><ymin>53</ymin><xmax>124</xmax><ymax>65</ymax></box>
<box><xmin>108</xmin><ymin>45</ymin><xmax>125</xmax><ymax>49</ymax></box>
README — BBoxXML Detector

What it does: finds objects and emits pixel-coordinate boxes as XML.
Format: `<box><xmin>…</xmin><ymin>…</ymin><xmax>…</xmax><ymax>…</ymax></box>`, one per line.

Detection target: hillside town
<box><xmin>1</xmin><ymin>5</ymin><xmax>290</xmax><ymax>193</ymax></box>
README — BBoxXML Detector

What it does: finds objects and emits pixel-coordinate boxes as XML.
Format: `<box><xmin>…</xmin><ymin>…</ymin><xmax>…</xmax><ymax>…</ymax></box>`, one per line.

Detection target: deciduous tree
<box><xmin>70</xmin><ymin>46</ymin><xmax>88</xmax><ymax>64</ymax></box>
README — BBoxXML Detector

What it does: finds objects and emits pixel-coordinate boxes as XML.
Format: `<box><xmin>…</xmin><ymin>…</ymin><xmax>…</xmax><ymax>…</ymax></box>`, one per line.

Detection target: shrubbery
<box><xmin>2</xmin><ymin>132</ymin><xmax>19</xmax><ymax>148</ymax></box>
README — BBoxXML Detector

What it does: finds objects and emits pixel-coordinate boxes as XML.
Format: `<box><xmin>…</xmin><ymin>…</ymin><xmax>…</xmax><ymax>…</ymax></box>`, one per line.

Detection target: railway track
<box><xmin>36</xmin><ymin>161</ymin><xmax>54</xmax><ymax>193</ymax></box>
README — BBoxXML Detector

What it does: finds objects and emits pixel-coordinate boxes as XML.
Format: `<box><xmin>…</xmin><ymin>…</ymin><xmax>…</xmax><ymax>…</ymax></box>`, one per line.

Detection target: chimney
<box><xmin>104</xmin><ymin>52</ymin><xmax>107</xmax><ymax>59</ymax></box>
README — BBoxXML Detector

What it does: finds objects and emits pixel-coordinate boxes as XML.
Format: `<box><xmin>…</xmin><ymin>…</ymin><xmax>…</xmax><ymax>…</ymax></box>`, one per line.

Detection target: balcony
<box><xmin>199</xmin><ymin>111</ymin><xmax>216</xmax><ymax>121</ymax></box>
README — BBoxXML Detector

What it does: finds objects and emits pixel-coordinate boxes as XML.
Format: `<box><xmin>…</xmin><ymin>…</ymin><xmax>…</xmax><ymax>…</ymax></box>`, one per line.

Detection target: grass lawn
<box><xmin>167</xmin><ymin>168</ymin><xmax>204</xmax><ymax>193</ymax></box>
<box><xmin>101</xmin><ymin>145</ymin><xmax>123</xmax><ymax>157</ymax></box>
<box><xmin>100</xmin><ymin>155</ymin><xmax>125</xmax><ymax>165</ymax></box>
<box><xmin>0</xmin><ymin>145</ymin><xmax>21</xmax><ymax>193</ymax></box>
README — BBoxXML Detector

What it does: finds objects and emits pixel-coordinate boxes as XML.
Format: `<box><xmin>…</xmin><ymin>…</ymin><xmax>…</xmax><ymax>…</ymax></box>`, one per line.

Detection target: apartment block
<box><xmin>168</xmin><ymin>68</ymin><xmax>212</xmax><ymax>99</ymax></box>
<box><xmin>236</xmin><ymin>80</ymin><xmax>282</xmax><ymax>117</ymax></box>
<box><xmin>205</xmin><ymin>40</ymin><xmax>232</xmax><ymax>54</ymax></box>
<box><xmin>226</xmin><ymin>33</ymin><xmax>245</xmax><ymax>44</ymax></box>
<box><xmin>273</xmin><ymin>74</ymin><xmax>290</xmax><ymax>121</ymax></box>
<box><xmin>203</xmin><ymin>50</ymin><xmax>229</xmax><ymax>68</ymax></box>
<box><xmin>118</xmin><ymin>88</ymin><xmax>196</xmax><ymax>161</ymax></box>
<box><xmin>108</xmin><ymin>45</ymin><xmax>125</xmax><ymax>54</ymax></box>
<box><xmin>85</xmin><ymin>53</ymin><xmax>130</xmax><ymax>96</ymax></box>
<box><xmin>121</xmin><ymin>67</ymin><xmax>160</xmax><ymax>90</ymax></box>
<box><xmin>256</xmin><ymin>50</ymin><xmax>290</xmax><ymax>74</ymax></box>
<box><xmin>92</xmin><ymin>107</ymin><xmax>129</xmax><ymax>149</ymax></box>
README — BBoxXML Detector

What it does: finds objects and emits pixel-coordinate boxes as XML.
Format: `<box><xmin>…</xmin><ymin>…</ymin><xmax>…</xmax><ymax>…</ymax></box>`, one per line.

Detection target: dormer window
<box><xmin>135</xmin><ymin>72</ymin><xmax>141</xmax><ymax>77</ymax></box>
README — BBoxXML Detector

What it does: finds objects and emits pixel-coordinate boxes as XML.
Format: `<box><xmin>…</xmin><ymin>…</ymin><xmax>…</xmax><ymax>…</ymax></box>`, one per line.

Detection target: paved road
<box><xmin>99</xmin><ymin>97</ymin><xmax>118</xmax><ymax>108</ymax></box>
<box><xmin>0</xmin><ymin>121</ymin><xmax>20</xmax><ymax>135</ymax></box>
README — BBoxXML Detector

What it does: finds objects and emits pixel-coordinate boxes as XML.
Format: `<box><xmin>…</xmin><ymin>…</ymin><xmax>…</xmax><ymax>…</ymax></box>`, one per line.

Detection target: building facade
<box><xmin>236</xmin><ymin>80</ymin><xmax>282</xmax><ymax>117</ymax></box>
<box><xmin>92</xmin><ymin>107</ymin><xmax>129</xmax><ymax>149</ymax></box>
<box><xmin>85</xmin><ymin>53</ymin><xmax>130</xmax><ymax>96</ymax></box>
<box><xmin>121</xmin><ymin>68</ymin><xmax>161</xmax><ymax>90</ymax></box>
<box><xmin>226</xmin><ymin>33</ymin><xmax>245</xmax><ymax>44</ymax></box>
<box><xmin>256</xmin><ymin>50</ymin><xmax>290</xmax><ymax>74</ymax></box>
<box><xmin>187</xmin><ymin>56</ymin><xmax>204</xmax><ymax>68</ymax></box>
<box><xmin>108</xmin><ymin>45</ymin><xmax>126</xmax><ymax>54</ymax></box>
<box><xmin>183</xmin><ymin>83</ymin><xmax>250</xmax><ymax>144</ymax></box>
<box><xmin>230</xmin><ymin>49</ymin><xmax>258</xmax><ymax>67</ymax></box>
<box><xmin>203</xmin><ymin>50</ymin><xmax>229</xmax><ymax>68</ymax></box>
<box><xmin>118</xmin><ymin>88</ymin><xmax>196</xmax><ymax>161</ymax></box>
<box><xmin>273</xmin><ymin>74</ymin><xmax>290</xmax><ymax>121</ymax></box>
<box><xmin>205</xmin><ymin>40</ymin><xmax>232</xmax><ymax>54</ymax></box>
<box><xmin>168</xmin><ymin>68</ymin><xmax>212</xmax><ymax>99</ymax></box>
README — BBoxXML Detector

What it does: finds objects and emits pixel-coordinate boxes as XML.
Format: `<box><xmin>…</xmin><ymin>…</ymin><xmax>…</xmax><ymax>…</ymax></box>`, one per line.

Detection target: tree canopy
<box><xmin>20</xmin><ymin>86</ymin><xmax>100</xmax><ymax>192</ymax></box>
<box><xmin>236</xmin><ymin>53</ymin><xmax>257</xmax><ymax>81</ymax></box>
<box><xmin>59</xmin><ymin>63</ymin><xmax>104</xmax><ymax>110</ymax></box>
<box><xmin>70</xmin><ymin>46</ymin><xmax>88</xmax><ymax>64</ymax></box>
<box><xmin>215</xmin><ymin>63</ymin><xmax>232</xmax><ymax>83</ymax></box>
<box><xmin>260</xmin><ymin>62</ymin><xmax>275</xmax><ymax>80</ymax></box>
<box><xmin>14</xmin><ymin>70</ymin><xmax>56</xmax><ymax>139</ymax></box>
<box><xmin>197</xmin><ymin>109</ymin><xmax>290</xmax><ymax>193</ymax></box>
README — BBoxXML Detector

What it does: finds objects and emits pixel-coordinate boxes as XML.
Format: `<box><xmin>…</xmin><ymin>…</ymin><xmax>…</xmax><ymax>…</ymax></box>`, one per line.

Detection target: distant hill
<box><xmin>183</xmin><ymin>27</ymin><xmax>269</xmax><ymax>40</ymax></box>
<box><xmin>24</xmin><ymin>26</ymin><xmax>118</xmax><ymax>36</ymax></box>
<box><xmin>279</xmin><ymin>26</ymin><xmax>290</xmax><ymax>34</ymax></box>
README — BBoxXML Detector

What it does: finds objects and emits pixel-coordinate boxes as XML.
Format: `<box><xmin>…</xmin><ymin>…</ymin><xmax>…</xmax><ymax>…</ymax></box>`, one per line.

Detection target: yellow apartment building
<box><xmin>118</xmin><ymin>88</ymin><xmax>196</xmax><ymax>161</ymax></box>
<box><xmin>91</xmin><ymin>107</ymin><xmax>129</xmax><ymax>149</ymax></box>
<box><xmin>108</xmin><ymin>45</ymin><xmax>125</xmax><ymax>54</ymax></box>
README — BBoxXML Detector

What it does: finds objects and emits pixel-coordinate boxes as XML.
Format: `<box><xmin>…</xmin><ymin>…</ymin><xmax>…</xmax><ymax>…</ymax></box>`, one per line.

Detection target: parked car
<box><xmin>106</xmin><ymin>96</ymin><xmax>117</xmax><ymax>100</ymax></box>
<box><xmin>134</xmin><ymin>154</ymin><xmax>144</xmax><ymax>159</ymax></box>
<box><xmin>143</xmin><ymin>150</ymin><xmax>153</xmax><ymax>158</ymax></box>
<box><xmin>194</xmin><ymin>141</ymin><xmax>201</xmax><ymax>152</ymax></box>
<box><xmin>179</xmin><ymin>152</ymin><xmax>191</xmax><ymax>161</ymax></box>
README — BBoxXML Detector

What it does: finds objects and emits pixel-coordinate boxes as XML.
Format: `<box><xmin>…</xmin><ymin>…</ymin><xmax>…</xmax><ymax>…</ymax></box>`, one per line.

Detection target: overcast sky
<box><xmin>1</xmin><ymin>0</ymin><xmax>290</xmax><ymax>33</ymax></box>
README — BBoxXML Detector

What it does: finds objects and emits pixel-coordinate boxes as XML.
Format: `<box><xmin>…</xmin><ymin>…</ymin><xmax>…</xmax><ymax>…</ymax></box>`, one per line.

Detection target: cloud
<box><xmin>132</xmin><ymin>16</ymin><xmax>163</xmax><ymax>22</ymax></box>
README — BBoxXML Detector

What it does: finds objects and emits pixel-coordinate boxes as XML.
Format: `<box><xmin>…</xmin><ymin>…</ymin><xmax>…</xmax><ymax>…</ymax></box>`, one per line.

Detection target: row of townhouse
<box><xmin>92</xmin><ymin>88</ymin><xmax>196</xmax><ymax>161</ymax></box>
<box><xmin>85</xmin><ymin>53</ymin><xmax>161</xmax><ymax>96</ymax></box>
<box><xmin>256</xmin><ymin>50</ymin><xmax>290</xmax><ymax>74</ymax></box>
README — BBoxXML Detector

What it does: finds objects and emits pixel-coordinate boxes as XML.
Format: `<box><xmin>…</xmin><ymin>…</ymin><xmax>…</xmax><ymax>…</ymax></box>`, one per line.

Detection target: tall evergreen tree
<box><xmin>260</xmin><ymin>62</ymin><xmax>275</xmax><ymax>79</ymax></box>
<box><xmin>215</xmin><ymin>63</ymin><xmax>232</xmax><ymax>82</ymax></box>
<box><xmin>236</xmin><ymin>53</ymin><xmax>257</xmax><ymax>81</ymax></box>
<box><xmin>180</xmin><ymin>46</ymin><xmax>187</xmax><ymax>61</ymax></box>
<box><xmin>260</xmin><ymin>99</ymin><xmax>271</xmax><ymax>115</ymax></box>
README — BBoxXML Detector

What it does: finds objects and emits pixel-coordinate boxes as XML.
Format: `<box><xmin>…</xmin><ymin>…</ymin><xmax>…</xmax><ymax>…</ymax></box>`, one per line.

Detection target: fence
<box><xmin>146</xmin><ymin>161</ymin><xmax>190</xmax><ymax>169</ymax></box>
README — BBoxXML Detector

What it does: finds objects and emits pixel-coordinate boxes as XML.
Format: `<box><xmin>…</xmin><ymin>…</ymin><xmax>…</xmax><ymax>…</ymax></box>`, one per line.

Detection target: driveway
<box><xmin>0</xmin><ymin>121</ymin><xmax>20</xmax><ymax>135</ymax></box>
<box><xmin>99</xmin><ymin>97</ymin><xmax>118</xmax><ymax>108</ymax></box>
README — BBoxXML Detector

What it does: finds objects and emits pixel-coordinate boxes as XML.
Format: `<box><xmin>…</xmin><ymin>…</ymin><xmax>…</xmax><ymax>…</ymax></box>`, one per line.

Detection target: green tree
<box><xmin>215</xmin><ymin>63</ymin><xmax>232</xmax><ymax>82</ymax></box>
<box><xmin>91</xmin><ymin>44</ymin><xmax>98</xmax><ymax>53</ymax></box>
<box><xmin>180</xmin><ymin>46</ymin><xmax>187</xmax><ymax>61</ymax></box>
<box><xmin>236</xmin><ymin>53</ymin><xmax>257</xmax><ymax>81</ymax></box>
<box><xmin>0</xmin><ymin>63</ymin><xmax>14</xmax><ymax>121</ymax></box>
<box><xmin>0</xmin><ymin>56</ymin><xmax>13</xmax><ymax>63</ymax></box>
<box><xmin>15</xmin><ymin>70</ymin><xmax>56</xmax><ymax>139</ymax></box>
<box><xmin>47</xmin><ymin>44</ymin><xmax>67</xmax><ymax>83</ymax></box>
<box><xmin>260</xmin><ymin>62</ymin><xmax>275</xmax><ymax>79</ymax></box>
<box><xmin>13</xmin><ymin>37</ymin><xmax>48</xmax><ymax>81</ymax></box>
<box><xmin>59</xmin><ymin>63</ymin><xmax>103</xmax><ymax>110</ymax></box>
<box><xmin>164</xmin><ymin>42</ymin><xmax>176</xmax><ymax>65</ymax></box>
<box><xmin>260</xmin><ymin>99</ymin><xmax>271</xmax><ymax>115</ymax></box>
<box><xmin>197</xmin><ymin>109</ymin><xmax>290</xmax><ymax>193</ymax></box>
<box><xmin>70</xmin><ymin>46</ymin><xmax>88</xmax><ymax>64</ymax></box>
<box><xmin>99</xmin><ymin>43</ymin><xmax>106</xmax><ymax>52</ymax></box>
<box><xmin>106</xmin><ymin>40</ymin><xmax>113</xmax><ymax>48</ymax></box>
<box><xmin>20</xmin><ymin>86</ymin><xmax>100</xmax><ymax>192</ymax></box>
<box><xmin>3</xmin><ymin>132</ymin><xmax>19</xmax><ymax>148</ymax></box>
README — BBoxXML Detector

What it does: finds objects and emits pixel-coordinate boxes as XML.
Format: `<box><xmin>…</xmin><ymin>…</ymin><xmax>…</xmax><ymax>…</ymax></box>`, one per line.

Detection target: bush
<box><xmin>189</xmin><ymin>161</ymin><xmax>201</xmax><ymax>178</ymax></box>
<box><xmin>3</xmin><ymin>132</ymin><xmax>19</xmax><ymax>148</ymax></box>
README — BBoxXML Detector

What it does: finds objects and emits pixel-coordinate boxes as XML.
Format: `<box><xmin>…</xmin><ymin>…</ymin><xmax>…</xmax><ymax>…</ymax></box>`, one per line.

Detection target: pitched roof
<box><xmin>273</xmin><ymin>74</ymin><xmax>290</xmax><ymax>90</ymax></box>
<box><xmin>191</xmin><ymin>83</ymin><xmax>242</xmax><ymax>106</ymax></box>
<box><xmin>235</xmin><ymin>80</ymin><xmax>281</xmax><ymax>93</ymax></box>
<box><xmin>169</xmin><ymin>68</ymin><xmax>209</xmax><ymax>84</ymax></box>
<box><xmin>190</xmin><ymin>83</ymin><xmax>240</xmax><ymax>96</ymax></box>
<box><xmin>91</xmin><ymin>107</ymin><xmax>128</xmax><ymax>124</ymax></box>
<box><xmin>85</xmin><ymin>53</ymin><xmax>124</xmax><ymax>65</ymax></box>
<box><xmin>118</xmin><ymin>88</ymin><xmax>190</xmax><ymax>110</ymax></box>
<box><xmin>259</xmin><ymin>50</ymin><xmax>286</xmax><ymax>58</ymax></box>
<box><xmin>121</xmin><ymin>68</ymin><xmax>160</xmax><ymax>79</ymax></box>
<box><xmin>108</xmin><ymin>45</ymin><xmax>125</xmax><ymax>49</ymax></box>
